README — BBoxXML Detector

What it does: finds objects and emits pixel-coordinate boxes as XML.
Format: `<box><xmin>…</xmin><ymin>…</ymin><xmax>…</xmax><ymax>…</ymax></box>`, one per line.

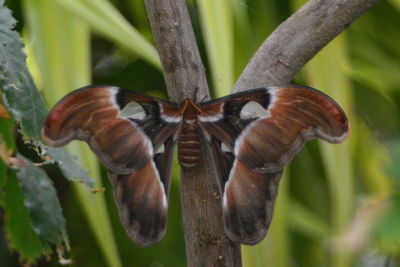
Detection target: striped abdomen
<box><xmin>178</xmin><ymin>121</ymin><xmax>200</xmax><ymax>169</ymax></box>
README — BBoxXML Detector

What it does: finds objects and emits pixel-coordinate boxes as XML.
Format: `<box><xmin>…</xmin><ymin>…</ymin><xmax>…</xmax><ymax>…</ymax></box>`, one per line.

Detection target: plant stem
<box><xmin>144</xmin><ymin>0</ymin><xmax>242</xmax><ymax>266</ymax></box>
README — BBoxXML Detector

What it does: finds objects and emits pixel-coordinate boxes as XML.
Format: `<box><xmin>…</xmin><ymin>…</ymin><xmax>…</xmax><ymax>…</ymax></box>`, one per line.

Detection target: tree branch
<box><xmin>144</xmin><ymin>1</ymin><xmax>241</xmax><ymax>266</ymax></box>
<box><xmin>144</xmin><ymin>0</ymin><xmax>379</xmax><ymax>266</ymax></box>
<box><xmin>233</xmin><ymin>0</ymin><xmax>380</xmax><ymax>92</ymax></box>
<box><xmin>144</xmin><ymin>0</ymin><xmax>209</xmax><ymax>103</ymax></box>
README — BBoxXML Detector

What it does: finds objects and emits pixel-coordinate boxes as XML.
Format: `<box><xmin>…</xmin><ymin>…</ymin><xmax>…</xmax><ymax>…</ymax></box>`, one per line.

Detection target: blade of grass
<box><xmin>288</xmin><ymin>200</ymin><xmax>330</xmax><ymax>240</ymax></box>
<box><xmin>232</xmin><ymin>1</ymin><xmax>255</xmax><ymax>78</ymax></box>
<box><xmin>52</xmin><ymin>0</ymin><xmax>160</xmax><ymax>69</ymax></box>
<box><xmin>4</xmin><ymin>171</ymin><xmax>50</xmax><ymax>262</ymax></box>
<box><xmin>23</xmin><ymin>1</ymin><xmax>122</xmax><ymax>266</ymax></box>
<box><xmin>197</xmin><ymin>0</ymin><xmax>233</xmax><ymax>96</ymax></box>
<box><xmin>242</xmin><ymin>171</ymin><xmax>290</xmax><ymax>267</ymax></box>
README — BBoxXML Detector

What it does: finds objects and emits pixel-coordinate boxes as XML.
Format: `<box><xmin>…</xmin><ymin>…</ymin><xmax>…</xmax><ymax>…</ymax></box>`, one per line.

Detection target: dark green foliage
<box><xmin>16</xmin><ymin>155</ymin><xmax>68</xmax><ymax>247</ymax></box>
<box><xmin>4</xmin><ymin>172</ymin><xmax>50</xmax><ymax>261</ymax></box>
<box><xmin>0</xmin><ymin>0</ymin><xmax>93</xmax><ymax>188</ymax></box>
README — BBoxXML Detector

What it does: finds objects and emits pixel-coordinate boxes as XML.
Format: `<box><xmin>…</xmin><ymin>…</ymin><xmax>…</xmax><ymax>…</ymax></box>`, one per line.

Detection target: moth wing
<box><xmin>42</xmin><ymin>86</ymin><xmax>181</xmax><ymax>246</ymax></box>
<box><xmin>109</xmin><ymin>136</ymin><xmax>176</xmax><ymax>246</ymax></box>
<box><xmin>200</xmin><ymin>85</ymin><xmax>349</xmax><ymax>244</ymax></box>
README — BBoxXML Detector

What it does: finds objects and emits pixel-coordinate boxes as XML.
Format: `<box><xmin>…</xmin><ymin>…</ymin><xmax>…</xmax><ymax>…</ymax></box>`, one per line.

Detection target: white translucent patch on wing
<box><xmin>239</xmin><ymin>101</ymin><xmax>270</xmax><ymax>120</ymax></box>
<box><xmin>221</xmin><ymin>142</ymin><xmax>231</xmax><ymax>153</ymax></box>
<box><xmin>155</xmin><ymin>144</ymin><xmax>165</xmax><ymax>154</ymax></box>
<box><xmin>118</xmin><ymin>101</ymin><xmax>146</xmax><ymax>120</ymax></box>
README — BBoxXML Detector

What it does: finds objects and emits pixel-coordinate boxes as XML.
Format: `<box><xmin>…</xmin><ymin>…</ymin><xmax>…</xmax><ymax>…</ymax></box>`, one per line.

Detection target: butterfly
<box><xmin>42</xmin><ymin>85</ymin><xmax>348</xmax><ymax>247</ymax></box>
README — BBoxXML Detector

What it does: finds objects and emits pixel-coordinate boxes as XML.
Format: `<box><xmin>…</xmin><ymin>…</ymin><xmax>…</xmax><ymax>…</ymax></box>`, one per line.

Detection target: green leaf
<box><xmin>16</xmin><ymin>155</ymin><xmax>69</xmax><ymax>248</ymax></box>
<box><xmin>4</xmin><ymin>171</ymin><xmax>49</xmax><ymax>262</ymax></box>
<box><xmin>46</xmin><ymin>147</ymin><xmax>94</xmax><ymax>188</ymax></box>
<box><xmin>0</xmin><ymin>0</ymin><xmax>47</xmax><ymax>141</ymax></box>
<box><xmin>0</xmin><ymin>0</ymin><xmax>93</xmax><ymax>187</ymax></box>
<box><xmin>197</xmin><ymin>0</ymin><xmax>234</xmax><ymax>97</ymax></box>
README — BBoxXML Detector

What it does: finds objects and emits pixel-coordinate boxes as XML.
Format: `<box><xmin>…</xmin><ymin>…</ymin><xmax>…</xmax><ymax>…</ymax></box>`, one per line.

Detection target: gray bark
<box><xmin>144</xmin><ymin>0</ymin><xmax>241</xmax><ymax>266</ymax></box>
<box><xmin>233</xmin><ymin>0</ymin><xmax>380</xmax><ymax>92</ymax></box>
<box><xmin>143</xmin><ymin>0</ymin><xmax>379</xmax><ymax>266</ymax></box>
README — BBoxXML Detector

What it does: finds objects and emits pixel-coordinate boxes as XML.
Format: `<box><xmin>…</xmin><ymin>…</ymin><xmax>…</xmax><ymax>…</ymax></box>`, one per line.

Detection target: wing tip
<box><xmin>223</xmin><ymin>218</ymin><xmax>269</xmax><ymax>245</ymax></box>
<box><xmin>124</xmin><ymin>220</ymin><xmax>167</xmax><ymax>248</ymax></box>
<box><xmin>41</xmin><ymin>124</ymin><xmax>72</xmax><ymax>147</ymax></box>
<box><xmin>115</xmin><ymin>196</ymin><xmax>168</xmax><ymax>247</ymax></box>
<box><xmin>109</xmin><ymin>171</ymin><xmax>169</xmax><ymax>247</ymax></box>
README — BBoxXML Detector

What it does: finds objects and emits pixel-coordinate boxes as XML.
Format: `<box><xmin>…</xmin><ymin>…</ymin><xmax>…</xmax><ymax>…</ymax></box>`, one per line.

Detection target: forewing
<box><xmin>200</xmin><ymin>85</ymin><xmax>349</xmax><ymax>244</ymax></box>
<box><xmin>42</xmin><ymin>86</ymin><xmax>181</xmax><ymax>174</ymax></box>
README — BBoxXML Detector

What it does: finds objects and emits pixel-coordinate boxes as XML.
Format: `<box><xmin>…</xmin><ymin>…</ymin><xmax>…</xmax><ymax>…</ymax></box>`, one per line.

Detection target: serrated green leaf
<box><xmin>16</xmin><ymin>154</ymin><xmax>68</xmax><ymax>248</ymax></box>
<box><xmin>0</xmin><ymin>0</ymin><xmax>47</xmax><ymax>141</ymax></box>
<box><xmin>4</xmin><ymin>171</ymin><xmax>49</xmax><ymax>262</ymax></box>
<box><xmin>0</xmin><ymin>0</ymin><xmax>93</xmax><ymax>188</ymax></box>
<box><xmin>46</xmin><ymin>147</ymin><xmax>94</xmax><ymax>188</ymax></box>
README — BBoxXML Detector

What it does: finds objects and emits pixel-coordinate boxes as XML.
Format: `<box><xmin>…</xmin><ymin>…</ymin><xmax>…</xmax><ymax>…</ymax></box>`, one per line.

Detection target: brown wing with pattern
<box><xmin>200</xmin><ymin>85</ymin><xmax>349</xmax><ymax>244</ymax></box>
<box><xmin>42</xmin><ymin>86</ymin><xmax>181</xmax><ymax>246</ymax></box>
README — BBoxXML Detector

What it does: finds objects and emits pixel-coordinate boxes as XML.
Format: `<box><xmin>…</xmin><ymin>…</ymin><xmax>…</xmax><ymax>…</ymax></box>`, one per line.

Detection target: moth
<box><xmin>42</xmin><ymin>85</ymin><xmax>348</xmax><ymax>247</ymax></box>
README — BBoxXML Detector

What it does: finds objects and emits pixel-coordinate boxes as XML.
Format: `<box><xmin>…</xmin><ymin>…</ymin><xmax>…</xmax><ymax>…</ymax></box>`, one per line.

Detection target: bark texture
<box><xmin>144</xmin><ymin>0</ymin><xmax>241</xmax><ymax>266</ymax></box>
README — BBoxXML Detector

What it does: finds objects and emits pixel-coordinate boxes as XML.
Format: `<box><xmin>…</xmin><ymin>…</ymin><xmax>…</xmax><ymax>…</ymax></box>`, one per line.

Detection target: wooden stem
<box><xmin>144</xmin><ymin>0</ymin><xmax>242</xmax><ymax>266</ymax></box>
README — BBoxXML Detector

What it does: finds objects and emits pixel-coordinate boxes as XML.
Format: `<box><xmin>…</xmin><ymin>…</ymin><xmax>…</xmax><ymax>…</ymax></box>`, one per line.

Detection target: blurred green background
<box><xmin>1</xmin><ymin>0</ymin><xmax>400</xmax><ymax>266</ymax></box>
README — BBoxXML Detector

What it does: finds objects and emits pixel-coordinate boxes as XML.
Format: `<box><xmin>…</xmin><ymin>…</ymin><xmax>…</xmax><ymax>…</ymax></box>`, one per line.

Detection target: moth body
<box><xmin>178</xmin><ymin>99</ymin><xmax>202</xmax><ymax>169</ymax></box>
